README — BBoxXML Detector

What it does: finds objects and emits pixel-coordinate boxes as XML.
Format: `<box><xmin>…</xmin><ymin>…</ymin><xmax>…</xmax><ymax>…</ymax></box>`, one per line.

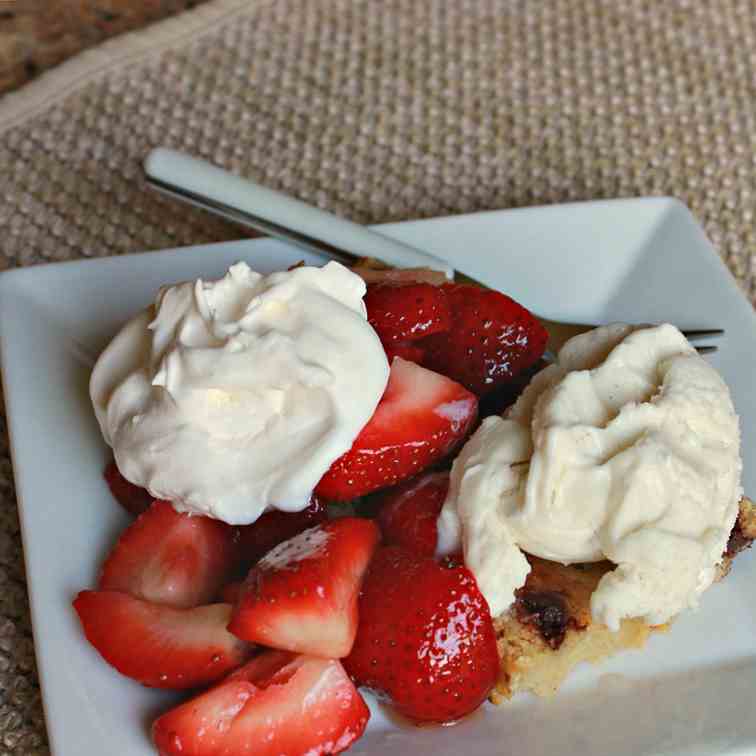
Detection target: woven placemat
<box><xmin>0</xmin><ymin>0</ymin><xmax>212</xmax><ymax>94</ymax></box>
<box><xmin>0</xmin><ymin>0</ymin><xmax>754</xmax><ymax>752</ymax></box>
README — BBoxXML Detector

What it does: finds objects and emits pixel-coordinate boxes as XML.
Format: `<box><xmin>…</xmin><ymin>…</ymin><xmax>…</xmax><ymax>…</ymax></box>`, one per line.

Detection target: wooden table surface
<box><xmin>0</xmin><ymin>0</ymin><xmax>208</xmax><ymax>95</ymax></box>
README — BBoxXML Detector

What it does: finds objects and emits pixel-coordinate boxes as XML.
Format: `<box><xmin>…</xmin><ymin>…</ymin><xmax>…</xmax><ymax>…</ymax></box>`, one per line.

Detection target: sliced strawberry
<box><xmin>439</xmin><ymin>551</ymin><xmax>466</xmax><ymax>569</ymax></box>
<box><xmin>316</xmin><ymin>358</ymin><xmax>477</xmax><ymax>500</ymax></box>
<box><xmin>378</xmin><ymin>471</ymin><xmax>449</xmax><ymax>556</ymax></box>
<box><xmin>103</xmin><ymin>460</ymin><xmax>152</xmax><ymax>517</ymax></box>
<box><xmin>73</xmin><ymin>591</ymin><xmax>250</xmax><ymax>689</ymax></box>
<box><xmin>365</xmin><ymin>282</ymin><xmax>451</xmax><ymax>345</ymax></box>
<box><xmin>152</xmin><ymin>651</ymin><xmax>369</xmax><ymax>756</ymax></box>
<box><xmin>228</xmin><ymin>518</ymin><xmax>380</xmax><ymax>658</ymax></box>
<box><xmin>99</xmin><ymin>500</ymin><xmax>237</xmax><ymax>609</ymax></box>
<box><xmin>220</xmin><ymin>580</ymin><xmax>243</xmax><ymax>604</ymax></box>
<box><xmin>476</xmin><ymin>357</ymin><xmax>548</xmax><ymax>421</ymax></box>
<box><xmin>421</xmin><ymin>284</ymin><xmax>548</xmax><ymax>395</ymax></box>
<box><xmin>384</xmin><ymin>340</ymin><xmax>425</xmax><ymax>364</ymax></box>
<box><xmin>344</xmin><ymin>546</ymin><xmax>499</xmax><ymax>723</ymax></box>
<box><xmin>234</xmin><ymin>495</ymin><xmax>327</xmax><ymax>568</ymax></box>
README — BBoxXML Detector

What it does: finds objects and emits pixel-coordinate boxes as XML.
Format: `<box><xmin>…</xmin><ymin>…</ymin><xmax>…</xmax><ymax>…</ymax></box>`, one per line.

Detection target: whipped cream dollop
<box><xmin>90</xmin><ymin>261</ymin><xmax>389</xmax><ymax>524</ymax></box>
<box><xmin>438</xmin><ymin>324</ymin><xmax>742</xmax><ymax>630</ymax></box>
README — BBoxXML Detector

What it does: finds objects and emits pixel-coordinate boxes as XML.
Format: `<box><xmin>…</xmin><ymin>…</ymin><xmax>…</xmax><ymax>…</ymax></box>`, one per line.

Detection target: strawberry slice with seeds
<box><xmin>476</xmin><ymin>357</ymin><xmax>548</xmax><ymax>420</ymax></box>
<box><xmin>316</xmin><ymin>358</ymin><xmax>477</xmax><ymax>500</ymax></box>
<box><xmin>378</xmin><ymin>471</ymin><xmax>450</xmax><ymax>556</ymax></box>
<box><xmin>99</xmin><ymin>500</ymin><xmax>237</xmax><ymax>609</ymax></box>
<box><xmin>234</xmin><ymin>495</ymin><xmax>327</xmax><ymax>569</ymax></box>
<box><xmin>421</xmin><ymin>284</ymin><xmax>548</xmax><ymax>396</ymax></box>
<box><xmin>220</xmin><ymin>580</ymin><xmax>243</xmax><ymax>604</ymax></box>
<box><xmin>73</xmin><ymin>591</ymin><xmax>250</xmax><ymax>689</ymax></box>
<box><xmin>365</xmin><ymin>282</ymin><xmax>451</xmax><ymax>344</ymax></box>
<box><xmin>103</xmin><ymin>461</ymin><xmax>153</xmax><ymax>517</ymax></box>
<box><xmin>384</xmin><ymin>340</ymin><xmax>425</xmax><ymax>364</ymax></box>
<box><xmin>344</xmin><ymin>546</ymin><xmax>499</xmax><ymax>723</ymax></box>
<box><xmin>152</xmin><ymin>651</ymin><xmax>369</xmax><ymax>756</ymax></box>
<box><xmin>228</xmin><ymin>518</ymin><xmax>380</xmax><ymax>658</ymax></box>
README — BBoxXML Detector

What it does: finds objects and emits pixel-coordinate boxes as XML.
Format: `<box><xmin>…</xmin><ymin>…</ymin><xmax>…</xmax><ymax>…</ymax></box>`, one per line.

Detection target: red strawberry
<box><xmin>476</xmin><ymin>357</ymin><xmax>548</xmax><ymax>421</ymax></box>
<box><xmin>73</xmin><ymin>591</ymin><xmax>250</xmax><ymax>689</ymax></box>
<box><xmin>365</xmin><ymin>282</ymin><xmax>451</xmax><ymax>345</ymax></box>
<box><xmin>377</xmin><ymin>471</ymin><xmax>449</xmax><ymax>556</ymax></box>
<box><xmin>234</xmin><ymin>495</ymin><xmax>327</xmax><ymax>568</ymax></box>
<box><xmin>344</xmin><ymin>546</ymin><xmax>499</xmax><ymax>723</ymax></box>
<box><xmin>316</xmin><ymin>358</ymin><xmax>477</xmax><ymax>500</ymax></box>
<box><xmin>421</xmin><ymin>284</ymin><xmax>548</xmax><ymax>395</ymax></box>
<box><xmin>99</xmin><ymin>500</ymin><xmax>237</xmax><ymax>609</ymax></box>
<box><xmin>228</xmin><ymin>518</ymin><xmax>380</xmax><ymax>658</ymax></box>
<box><xmin>384</xmin><ymin>340</ymin><xmax>425</xmax><ymax>364</ymax></box>
<box><xmin>220</xmin><ymin>580</ymin><xmax>243</xmax><ymax>604</ymax></box>
<box><xmin>103</xmin><ymin>460</ymin><xmax>152</xmax><ymax>517</ymax></box>
<box><xmin>152</xmin><ymin>651</ymin><xmax>369</xmax><ymax>756</ymax></box>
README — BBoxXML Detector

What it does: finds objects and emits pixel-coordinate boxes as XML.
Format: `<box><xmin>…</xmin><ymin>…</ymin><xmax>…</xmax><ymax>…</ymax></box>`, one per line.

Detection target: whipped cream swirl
<box><xmin>438</xmin><ymin>324</ymin><xmax>741</xmax><ymax>630</ymax></box>
<box><xmin>91</xmin><ymin>261</ymin><xmax>389</xmax><ymax>524</ymax></box>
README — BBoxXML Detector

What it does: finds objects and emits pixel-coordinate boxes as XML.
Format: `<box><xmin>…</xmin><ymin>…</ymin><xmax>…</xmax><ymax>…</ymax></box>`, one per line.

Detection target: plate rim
<box><xmin>1</xmin><ymin>197</ymin><xmax>754</xmax><ymax>756</ymax></box>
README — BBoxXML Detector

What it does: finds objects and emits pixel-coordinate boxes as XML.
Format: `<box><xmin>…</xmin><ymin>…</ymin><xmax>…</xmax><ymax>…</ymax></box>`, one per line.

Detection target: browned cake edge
<box><xmin>491</xmin><ymin>496</ymin><xmax>755</xmax><ymax>703</ymax></box>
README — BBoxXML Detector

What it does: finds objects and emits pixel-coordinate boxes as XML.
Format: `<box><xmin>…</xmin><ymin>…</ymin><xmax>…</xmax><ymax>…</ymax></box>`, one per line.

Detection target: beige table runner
<box><xmin>0</xmin><ymin>0</ymin><xmax>754</xmax><ymax>752</ymax></box>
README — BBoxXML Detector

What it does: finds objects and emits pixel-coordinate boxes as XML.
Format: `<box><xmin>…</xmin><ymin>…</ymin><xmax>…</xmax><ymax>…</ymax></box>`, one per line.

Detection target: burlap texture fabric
<box><xmin>0</xmin><ymin>0</ymin><xmax>754</xmax><ymax>751</ymax></box>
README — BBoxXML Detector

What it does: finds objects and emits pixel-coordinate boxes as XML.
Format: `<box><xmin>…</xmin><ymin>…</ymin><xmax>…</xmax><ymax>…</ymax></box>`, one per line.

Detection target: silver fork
<box><xmin>143</xmin><ymin>149</ymin><xmax>724</xmax><ymax>356</ymax></box>
<box><xmin>538</xmin><ymin>320</ymin><xmax>722</xmax><ymax>356</ymax></box>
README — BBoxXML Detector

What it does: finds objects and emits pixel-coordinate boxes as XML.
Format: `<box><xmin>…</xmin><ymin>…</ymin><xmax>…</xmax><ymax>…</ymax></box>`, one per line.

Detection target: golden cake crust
<box><xmin>491</xmin><ymin>497</ymin><xmax>755</xmax><ymax>703</ymax></box>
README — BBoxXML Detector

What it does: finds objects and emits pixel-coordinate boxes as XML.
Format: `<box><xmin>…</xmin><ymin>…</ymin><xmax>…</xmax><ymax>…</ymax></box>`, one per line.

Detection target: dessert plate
<box><xmin>1</xmin><ymin>197</ymin><xmax>754</xmax><ymax>756</ymax></box>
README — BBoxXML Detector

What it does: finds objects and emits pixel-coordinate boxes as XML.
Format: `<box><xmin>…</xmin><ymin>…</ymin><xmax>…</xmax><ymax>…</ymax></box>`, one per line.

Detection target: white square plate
<box><xmin>1</xmin><ymin>198</ymin><xmax>754</xmax><ymax>756</ymax></box>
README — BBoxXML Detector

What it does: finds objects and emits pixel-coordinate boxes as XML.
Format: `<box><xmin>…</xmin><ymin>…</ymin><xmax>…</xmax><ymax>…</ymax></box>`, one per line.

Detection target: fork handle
<box><xmin>144</xmin><ymin>148</ymin><xmax>453</xmax><ymax>278</ymax></box>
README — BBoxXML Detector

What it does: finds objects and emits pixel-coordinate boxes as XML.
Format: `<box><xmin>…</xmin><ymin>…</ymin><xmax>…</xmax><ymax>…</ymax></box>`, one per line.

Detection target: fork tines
<box><xmin>681</xmin><ymin>328</ymin><xmax>724</xmax><ymax>355</ymax></box>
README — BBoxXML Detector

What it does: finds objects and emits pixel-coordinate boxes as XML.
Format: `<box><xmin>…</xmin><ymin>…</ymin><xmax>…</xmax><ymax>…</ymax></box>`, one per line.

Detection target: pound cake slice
<box><xmin>491</xmin><ymin>496</ymin><xmax>756</xmax><ymax>703</ymax></box>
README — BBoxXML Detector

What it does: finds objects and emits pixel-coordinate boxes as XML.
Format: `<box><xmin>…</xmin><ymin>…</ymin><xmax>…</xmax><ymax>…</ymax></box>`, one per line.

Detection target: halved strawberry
<box><xmin>228</xmin><ymin>518</ymin><xmax>380</xmax><ymax>658</ymax></box>
<box><xmin>152</xmin><ymin>651</ymin><xmax>369</xmax><ymax>756</ymax></box>
<box><xmin>316</xmin><ymin>358</ymin><xmax>477</xmax><ymax>500</ymax></box>
<box><xmin>421</xmin><ymin>284</ymin><xmax>548</xmax><ymax>395</ymax></box>
<box><xmin>384</xmin><ymin>340</ymin><xmax>425</xmax><ymax>364</ymax></box>
<box><xmin>99</xmin><ymin>500</ymin><xmax>237</xmax><ymax>609</ymax></box>
<box><xmin>476</xmin><ymin>357</ymin><xmax>548</xmax><ymax>421</ymax></box>
<box><xmin>73</xmin><ymin>591</ymin><xmax>250</xmax><ymax>689</ymax></box>
<box><xmin>220</xmin><ymin>580</ymin><xmax>243</xmax><ymax>604</ymax></box>
<box><xmin>234</xmin><ymin>495</ymin><xmax>327</xmax><ymax>569</ymax></box>
<box><xmin>344</xmin><ymin>546</ymin><xmax>499</xmax><ymax>723</ymax></box>
<box><xmin>365</xmin><ymin>282</ymin><xmax>451</xmax><ymax>344</ymax></box>
<box><xmin>103</xmin><ymin>460</ymin><xmax>152</xmax><ymax>517</ymax></box>
<box><xmin>378</xmin><ymin>471</ymin><xmax>449</xmax><ymax>556</ymax></box>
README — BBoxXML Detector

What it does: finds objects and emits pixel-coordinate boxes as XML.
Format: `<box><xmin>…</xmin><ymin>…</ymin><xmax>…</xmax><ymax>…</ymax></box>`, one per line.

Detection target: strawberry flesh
<box><xmin>365</xmin><ymin>282</ymin><xmax>451</xmax><ymax>345</ymax></box>
<box><xmin>476</xmin><ymin>357</ymin><xmax>548</xmax><ymax>421</ymax></box>
<box><xmin>220</xmin><ymin>580</ymin><xmax>243</xmax><ymax>605</ymax></box>
<box><xmin>344</xmin><ymin>546</ymin><xmax>499</xmax><ymax>723</ymax></box>
<box><xmin>228</xmin><ymin>518</ymin><xmax>380</xmax><ymax>658</ymax></box>
<box><xmin>103</xmin><ymin>461</ymin><xmax>152</xmax><ymax>517</ymax></box>
<box><xmin>384</xmin><ymin>340</ymin><xmax>426</xmax><ymax>364</ymax></box>
<box><xmin>152</xmin><ymin>651</ymin><xmax>369</xmax><ymax>756</ymax></box>
<box><xmin>73</xmin><ymin>591</ymin><xmax>250</xmax><ymax>689</ymax></box>
<box><xmin>233</xmin><ymin>495</ymin><xmax>327</xmax><ymax>569</ymax></box>
<box><xmin>421</xmin><ymin>284</ymin><xmax>548</xmax><ymax>396</ymax></box>
<box><xmin>377</xmin><ymin>471</ymin><xmax>450</xmax><ymax>556</ymax></box>
<box><xmin>99</xmin><ymin>500</ymin><xmax>237</xmax><ymax>609</ymax></box>
<box><xmin>316</xmin><ymin>358</ymin><xmax>477</xmax><ymax>500</ymax></box>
